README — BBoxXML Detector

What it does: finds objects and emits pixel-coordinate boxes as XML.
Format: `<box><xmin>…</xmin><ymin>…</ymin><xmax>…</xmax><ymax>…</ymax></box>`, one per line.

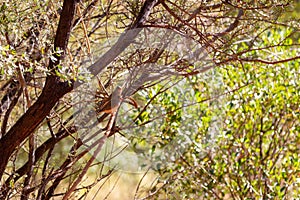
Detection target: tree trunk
<box><xmin>0</xmin><ymin>0</ymin><xmax>78</xmax><ymax>178</ymax></box>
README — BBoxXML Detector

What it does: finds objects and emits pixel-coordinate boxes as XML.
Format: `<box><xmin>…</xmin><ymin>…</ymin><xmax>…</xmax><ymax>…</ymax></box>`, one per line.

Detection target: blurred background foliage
<box><xmin>143</xmin><ymin>28</ymin><xmax>300</xmax><ymax>199</ymax></box>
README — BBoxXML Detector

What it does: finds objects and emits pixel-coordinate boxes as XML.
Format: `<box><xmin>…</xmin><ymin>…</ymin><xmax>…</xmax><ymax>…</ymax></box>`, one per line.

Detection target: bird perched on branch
<box><xmin>94</xmin><ymin>75</ymin><xmax>139</xmax><ymax>117</ymax></box>
<box><xmin>96</xmin><ymin>86</ymin><xmax>123</xmax><ymax>114</ymax></box>
<box><xmin>94</xmin><ymin>82</ymin><xmax>138</xmax><ymax>137</ymax></box>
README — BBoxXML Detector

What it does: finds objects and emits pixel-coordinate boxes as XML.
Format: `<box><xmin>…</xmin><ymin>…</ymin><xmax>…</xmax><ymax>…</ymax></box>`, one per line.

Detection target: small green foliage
<box><xmin>147</xmin><ymin>27</ymin><xmax>300</xmax><ymax>199</ymax></box>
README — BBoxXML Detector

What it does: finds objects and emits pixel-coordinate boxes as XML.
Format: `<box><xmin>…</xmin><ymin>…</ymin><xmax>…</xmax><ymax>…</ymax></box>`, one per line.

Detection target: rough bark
<box><xmin>0</xmin><ymin>0</ymin><xmax>159</xmax><ymax>179</ymax></box>
<box><xmin>0</xmin><ymin>0</ymin><xmax>78</xmax><ymax>178</ymax></box>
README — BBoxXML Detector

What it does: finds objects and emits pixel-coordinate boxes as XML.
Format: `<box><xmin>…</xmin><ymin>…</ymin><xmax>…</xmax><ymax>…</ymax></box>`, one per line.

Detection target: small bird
<box><xmin>97</xmin><ymin>86</ymin><xmax>123</xmax><ymax>114</ymax></box>
<box><xmin>95</xmin><ymin>85</ymin><xmax>139</xmax><ymax>137</ymax></box>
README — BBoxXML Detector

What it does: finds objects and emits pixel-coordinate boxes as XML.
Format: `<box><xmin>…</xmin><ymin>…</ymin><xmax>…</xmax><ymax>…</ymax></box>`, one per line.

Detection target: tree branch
<box><xmin>88</xmin><ymin>0</ymin><xmax>159</xmax><ymax>76</ymax></box>
<box><xmin>0</xmin><ymin>0</ymin><xmax>159</xmax><ymax>180</ymax></box>
<box><xmin>0</xmin><ymin>0</ymin><xmax>78</xmax><ymax>179</ymax></box>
